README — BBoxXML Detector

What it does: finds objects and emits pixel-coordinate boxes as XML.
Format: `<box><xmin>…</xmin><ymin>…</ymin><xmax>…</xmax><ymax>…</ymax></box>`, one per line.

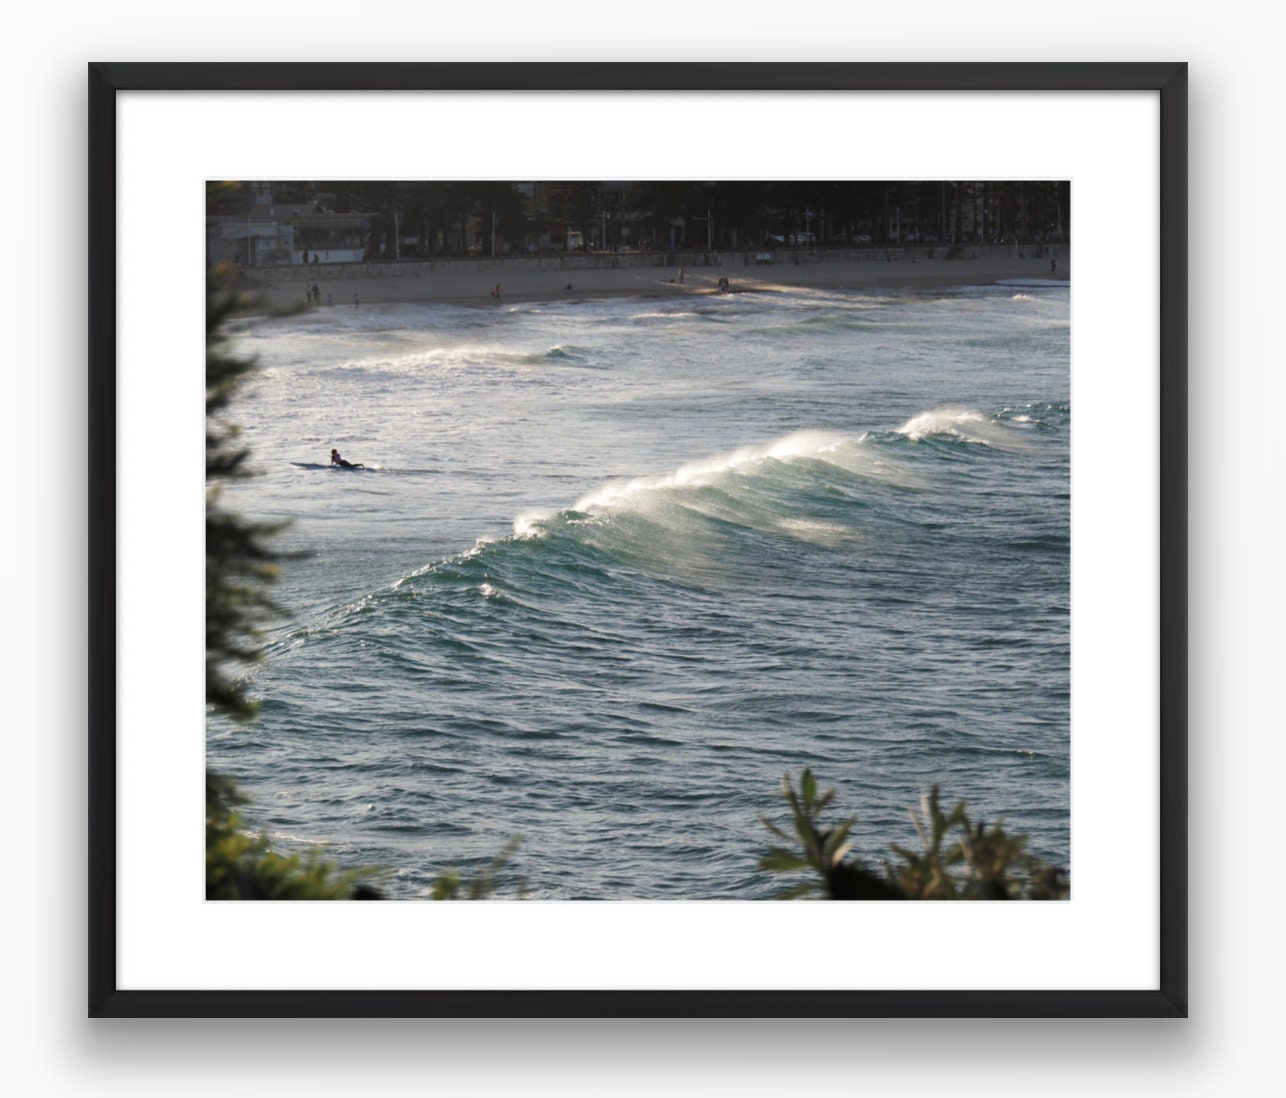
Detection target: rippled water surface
<box><xmin>211</xmin><ymin>281</ymin><xmax>1070</xmax><ymax>898</ymax></box>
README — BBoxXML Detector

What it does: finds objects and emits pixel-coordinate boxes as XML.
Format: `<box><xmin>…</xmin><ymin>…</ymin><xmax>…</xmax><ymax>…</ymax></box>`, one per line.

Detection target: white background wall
<box><xmin>5</xmin><ymin>5</ymin><xmax>1276</xmax><ymax>1095</ymax></box>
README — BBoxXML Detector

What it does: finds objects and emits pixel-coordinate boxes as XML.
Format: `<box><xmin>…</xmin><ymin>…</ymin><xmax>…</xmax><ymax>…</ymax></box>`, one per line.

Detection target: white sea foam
<box><xmin>507</xmin><ymin>430</ymin><xmax>861</xmax><ymax>540</ymax></box>
<box><xmin>571</xmin><ymin>430</ymin><xmax>854</xmax><ymax>513</ymax></box>
<box><xmin>897</xmin><ymin>408</ymin><xmax>994</xmax><ymax>445</ymax></box>
<box><xmin>775</xmin><ymin>518</ymin><xmax>860</xmax><ymax>546</ymax></box>
<box><xmin>513</xmin><ymin>511</ymin><xmax>551</xmax><ymax>538</ymax></box>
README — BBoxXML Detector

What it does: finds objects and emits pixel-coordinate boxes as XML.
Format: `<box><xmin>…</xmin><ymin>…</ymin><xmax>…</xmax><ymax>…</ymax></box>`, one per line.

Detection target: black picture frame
<box><xmin>89</xmin><ymin>61</ymin><xmax>1187</xmax><ymax>1019</ymax></box>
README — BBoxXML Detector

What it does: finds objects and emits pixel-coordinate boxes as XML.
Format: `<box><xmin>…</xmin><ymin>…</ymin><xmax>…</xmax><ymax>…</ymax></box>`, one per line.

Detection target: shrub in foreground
<box><xmin>760</xmin><ymin>769</ymin><xmax>1069</xmax><ymax>900</ymax></box>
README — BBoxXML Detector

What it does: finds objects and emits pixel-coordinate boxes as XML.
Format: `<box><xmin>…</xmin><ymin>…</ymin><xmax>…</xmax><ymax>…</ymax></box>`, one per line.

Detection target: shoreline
<box><xmin>240</xmin><ymin>253</ymin><xmax>1069</xmax><ymax>311</ymax></box>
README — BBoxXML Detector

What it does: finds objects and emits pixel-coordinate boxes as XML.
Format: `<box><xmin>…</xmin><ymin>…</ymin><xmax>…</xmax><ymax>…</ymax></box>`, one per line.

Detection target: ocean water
<box><xmin>211</xmin><ymin>280</ymin><xmax>1070</xmax><ymax>899</ymax></box>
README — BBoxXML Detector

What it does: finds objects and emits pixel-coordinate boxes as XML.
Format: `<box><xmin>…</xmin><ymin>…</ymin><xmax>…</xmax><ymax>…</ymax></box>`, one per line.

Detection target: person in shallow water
<box><xmin>330</xmin><ymin>448</ymin><xmax>363</xmax><ymax>469</ymax></box>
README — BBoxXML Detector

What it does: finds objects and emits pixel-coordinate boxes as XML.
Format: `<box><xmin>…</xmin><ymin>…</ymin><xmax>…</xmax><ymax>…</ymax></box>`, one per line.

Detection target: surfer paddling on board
<box><xmin>330</xmin><ymin>448</ymin><xmax>364</xmax><ymax>469</ymax></box>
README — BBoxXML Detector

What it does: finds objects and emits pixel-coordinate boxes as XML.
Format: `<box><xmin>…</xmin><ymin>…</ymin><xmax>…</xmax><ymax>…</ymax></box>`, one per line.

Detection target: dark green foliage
<box><xmin>626</xmin><ymin>181</ymin><xmax>710</xmax><ymax>246</ymax></box>
<box><xmin>760</xmin><ymin>770</ymin><xmax>903</xmax><ymax>899</ymax></box>
<box><xmin>206</xmin><ymin>797</ymin><xmax>384</xmax><ymax>900</ymax></box>
<box><xmin>530</xmin><ymin>182</ymin><xmax>600</xmax><ymax>247</ymax></box>
<box><xmin>343</xmin><ymin>181</ymin><xmax>531</xmax><ymax>257</ymax></box>
<box><xmin>213</xmin><ymin>179</ymin><xmax>1067</xmax><ymax>263</ymax></box>
<box><xmin>205</xmin><ymin>252</ymin><xmax>385</xmax><ymax>900</ymax></box>
<box><xmin>205</xmin><ymin>270</ymin><xmax>286</xmax><ymax>722</ymax></box>
<box><xmin>761</xmin><ymin>770</ymin><xmax>1069</xmax><ymax>901</ymax></box>
<box><xmin>887</xmin><ymin>785</ymin><xmax>1068</xmax><ymax>900</ymax></box>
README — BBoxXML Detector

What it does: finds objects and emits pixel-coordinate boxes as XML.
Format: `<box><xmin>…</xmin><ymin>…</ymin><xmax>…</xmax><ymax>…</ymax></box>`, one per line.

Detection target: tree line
<box><xmin>220</xmin><ymin>180</ymin><xmax>1069</xmax><ymax>260</ymax></box>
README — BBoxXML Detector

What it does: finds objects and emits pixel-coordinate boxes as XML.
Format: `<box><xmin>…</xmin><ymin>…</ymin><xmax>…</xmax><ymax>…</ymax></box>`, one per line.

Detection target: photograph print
<box><xmin>205</xmin><ymin>179</ymin><xmax>1071</xmax><ymax>903</ymax></box>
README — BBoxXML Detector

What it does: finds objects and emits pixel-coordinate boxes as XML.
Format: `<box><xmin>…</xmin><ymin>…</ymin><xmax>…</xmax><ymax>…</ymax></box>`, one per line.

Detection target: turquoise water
<box><xmin>211</xmin><ymin>281</ymin><xmax>1070</xmax><ymax>899</ymax></box>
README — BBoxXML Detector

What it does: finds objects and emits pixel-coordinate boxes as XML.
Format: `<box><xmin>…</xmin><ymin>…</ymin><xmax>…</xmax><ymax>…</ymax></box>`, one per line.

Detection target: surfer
<box><xmin>330</xmin><ymin>448</ymin><xmax>363</xmax><ymax>469</ymax></box>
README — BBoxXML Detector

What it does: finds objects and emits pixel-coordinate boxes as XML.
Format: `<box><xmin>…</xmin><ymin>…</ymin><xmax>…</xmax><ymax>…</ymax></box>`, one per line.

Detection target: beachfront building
<box><xmin>206</xmin><ymin>218</ymin><xmax>295</xmax><ymax>268</ymax></box>
<box><xmin>207</xmin><ymin>181</ymin><xmax>301</xmax><ymax>268</ymax></box>
<box><xmin>206</xmin><ymin>182</ymin><xmax>374</xmax><ymax>268</ymax></box>
<box><xmin>289</xmin><ymin>212</ymin><xmax>372</xmax><ymax>265</ymax></box>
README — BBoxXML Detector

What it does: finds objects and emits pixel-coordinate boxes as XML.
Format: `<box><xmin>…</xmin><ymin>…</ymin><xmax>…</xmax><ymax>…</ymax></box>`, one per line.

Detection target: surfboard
<box><xmin>290</xmin><ymin>461</ymin><xmax>368</xmax><ymax>471</ymax></box>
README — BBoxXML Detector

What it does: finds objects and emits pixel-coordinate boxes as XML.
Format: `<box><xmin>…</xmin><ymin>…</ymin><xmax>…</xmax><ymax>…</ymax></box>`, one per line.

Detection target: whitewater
<box><xmin>211</xmin><ymin>282</ymin><xmax>1070</xmax><ymax>899</ymax></box>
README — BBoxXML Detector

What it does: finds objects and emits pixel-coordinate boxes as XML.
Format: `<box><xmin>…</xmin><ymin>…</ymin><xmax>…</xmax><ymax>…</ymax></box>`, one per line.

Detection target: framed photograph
<box><xmin>90</xmin><ymin>62</ymin><xmax>1186</xmax><ymax>1017</ymax></box>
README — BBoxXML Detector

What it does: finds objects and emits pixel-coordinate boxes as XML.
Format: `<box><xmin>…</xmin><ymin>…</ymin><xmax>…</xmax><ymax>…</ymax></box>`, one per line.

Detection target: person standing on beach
<box><xmin>491</xmin><ymin>283</ymin><xmax>502</xmax><ymax>304</ymax></box>
<box><xmin>354</xmin><ymin>294</ymin><xmax>360</xmax><ymax>309</ymax></box>
<box><xmin>678</xmin><ymin>266</ymin><xmax>685</xmax><ymax>284</ymax></box>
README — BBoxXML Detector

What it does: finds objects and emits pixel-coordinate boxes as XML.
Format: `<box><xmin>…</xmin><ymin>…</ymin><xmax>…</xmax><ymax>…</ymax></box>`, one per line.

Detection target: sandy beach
<box><xmin>242</xmin><ymin>252</ymin><xmax>1069</xmax><ymax>311</ymax></box>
